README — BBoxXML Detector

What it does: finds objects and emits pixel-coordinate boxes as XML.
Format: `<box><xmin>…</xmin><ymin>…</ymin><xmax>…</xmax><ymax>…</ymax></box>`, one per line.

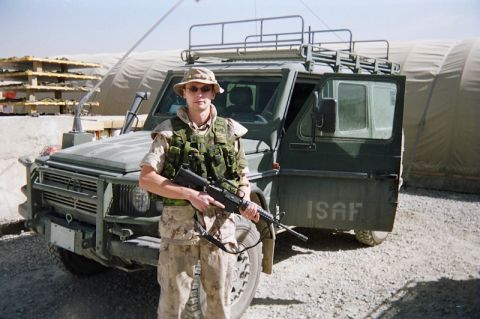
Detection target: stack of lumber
<box><xmin>0</xmin><ymin>56</ymin><xmax>101</xmax><ymax>114</ymax></box>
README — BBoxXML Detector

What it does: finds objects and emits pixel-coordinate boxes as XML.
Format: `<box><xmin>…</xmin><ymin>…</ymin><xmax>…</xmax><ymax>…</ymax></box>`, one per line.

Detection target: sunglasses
<box><xmin>186</xmin><ymin>85</ymin><xmax>213</xmax><ymax>93</ymax></box>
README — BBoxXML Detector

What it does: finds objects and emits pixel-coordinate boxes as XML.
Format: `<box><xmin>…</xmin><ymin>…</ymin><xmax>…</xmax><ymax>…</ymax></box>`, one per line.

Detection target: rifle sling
<box><xmin>193</xmin><ymin>212</ymin><xmax>260</xmax><ymax>255</ymax></box>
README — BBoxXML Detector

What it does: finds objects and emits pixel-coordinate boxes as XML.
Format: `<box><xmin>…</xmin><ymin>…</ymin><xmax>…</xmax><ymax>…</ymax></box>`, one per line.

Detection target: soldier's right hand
<box><xmin>188</xmin><ymin>191</ymin><xmax>225</xmax><ymax>213</ymax></box>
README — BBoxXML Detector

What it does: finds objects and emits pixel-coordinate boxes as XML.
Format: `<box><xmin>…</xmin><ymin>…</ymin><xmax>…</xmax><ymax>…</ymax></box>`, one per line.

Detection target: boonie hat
<box><xmin>173</xmin><ymin>67</ymin><xmax>224</xmax><ymax>97</ymax></box>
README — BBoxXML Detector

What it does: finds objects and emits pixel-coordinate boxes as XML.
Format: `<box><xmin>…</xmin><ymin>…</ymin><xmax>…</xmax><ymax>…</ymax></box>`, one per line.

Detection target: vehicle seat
<box><xmin>228</xmin><ymin>87</ymin><xmax>253</xmax><ymax>115</ymax></box>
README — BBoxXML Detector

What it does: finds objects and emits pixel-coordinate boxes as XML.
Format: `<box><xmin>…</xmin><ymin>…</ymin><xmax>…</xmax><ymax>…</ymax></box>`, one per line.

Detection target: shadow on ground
<box><xmin>250</xmin><ymin>297</ymin><xmax>303</xmax><ymax>306</ymax></box>
<box><xmin>273</xmin><ymin>227</ymin><xmax>364</xmax><ymax>264</ymax></box>
<box><xmin>365</xmin><ymin>277</ymin><xmax>480</xmax><ymax>319</ymax></box>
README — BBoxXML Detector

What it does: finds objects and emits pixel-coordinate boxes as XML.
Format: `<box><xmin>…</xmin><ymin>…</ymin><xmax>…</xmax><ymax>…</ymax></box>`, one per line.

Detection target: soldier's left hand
<box><xmin>240</xmin><ymin>202</ymin><xmax>260</xmax><ymax>223</ymax></box>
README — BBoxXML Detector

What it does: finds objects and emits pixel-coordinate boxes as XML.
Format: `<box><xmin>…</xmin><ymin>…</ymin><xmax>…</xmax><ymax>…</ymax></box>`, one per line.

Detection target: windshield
<box><xmin>153</xmin><ymin>75</ymin><xmax>282</xmax><ymax>124</ymax></box>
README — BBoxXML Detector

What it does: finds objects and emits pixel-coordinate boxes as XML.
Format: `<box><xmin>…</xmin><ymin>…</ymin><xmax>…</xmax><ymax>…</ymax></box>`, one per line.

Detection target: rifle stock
<box><xmin>173</xmin><ymin>166</ymin><xmax>308</xmax><ymax>242</ymax></box>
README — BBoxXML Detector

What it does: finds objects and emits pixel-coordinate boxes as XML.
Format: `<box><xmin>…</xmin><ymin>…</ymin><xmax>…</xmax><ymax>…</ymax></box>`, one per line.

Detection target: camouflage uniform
<box><xmin>141</xmin><ymin>105</ymin><xmax>249</xmax><ymax>319</ymax></box>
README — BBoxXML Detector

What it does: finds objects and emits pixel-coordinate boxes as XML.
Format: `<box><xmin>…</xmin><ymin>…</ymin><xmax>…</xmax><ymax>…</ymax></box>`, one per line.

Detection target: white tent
<box><xmin>359</xmin><ymin>39</ymin><xmax>480</xmax><ymax>193</ymax></box>
<box><xmin>62</xmin><ymin>50</ymin><xmax>183</xmax><ymax>115</ymax></box>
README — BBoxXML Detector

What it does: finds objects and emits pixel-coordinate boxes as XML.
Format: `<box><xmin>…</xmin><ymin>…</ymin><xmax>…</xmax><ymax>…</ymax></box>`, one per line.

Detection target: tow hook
<box><xmin>82</xmin><ymin>237</ymin><xmax>95</xmax><ymax>249</ymax></box>
<box><xmin>108</xmin><ymin>227</ymin><xmax>134</xmax><ymax>241</ymax></box>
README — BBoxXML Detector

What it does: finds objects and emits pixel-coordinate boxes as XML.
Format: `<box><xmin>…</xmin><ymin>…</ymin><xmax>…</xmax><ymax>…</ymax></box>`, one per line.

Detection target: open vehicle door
<box><xmin>278</xmin><ymin>73</ymin><xmax>405</xmax><ymax>232</ymax></box>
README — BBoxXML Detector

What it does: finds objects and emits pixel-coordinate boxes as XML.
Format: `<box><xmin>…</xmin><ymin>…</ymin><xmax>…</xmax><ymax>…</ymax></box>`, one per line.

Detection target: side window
<box><xmin>299</xmin><ymin>79</ymin><xmax>397</xmax><ymax>140</ymax></box>
<box><xmin>372</xmin><ymin>84</ymin><xmax>397</xmax><ymax>139</ymax></box>
<box><xmin>284</xmin><ymin>82</ymin><xmax>316</xmax><ymax>132</ymax></box>
<box><xmin>337</xmin><ymin>83</ymin><xmax>367</xmax><ymax>131</ymax></box>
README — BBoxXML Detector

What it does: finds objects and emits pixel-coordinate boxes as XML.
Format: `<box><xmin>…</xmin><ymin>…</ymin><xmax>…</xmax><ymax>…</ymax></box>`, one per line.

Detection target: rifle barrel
<box><xmin>255</xmin><ymin>204</ymin><xmax>308</xmax><ymax>242</ymax></box>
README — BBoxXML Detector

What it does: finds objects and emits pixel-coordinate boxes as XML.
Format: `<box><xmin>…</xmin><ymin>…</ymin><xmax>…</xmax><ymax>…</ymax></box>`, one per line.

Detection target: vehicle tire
<box><xmin>354</xmin><ymin>230</ymin><xmax>389</xmax><ymax>246</ymax></box>
<box><xmin>47</xmin><ymin>243</ymin><xmax>108</xmax><ymax>276</ymax></box>
<box><xmin>186</xmin><ymin>215</ymin><xmax>263</xmax><ymax>319</ymax></box>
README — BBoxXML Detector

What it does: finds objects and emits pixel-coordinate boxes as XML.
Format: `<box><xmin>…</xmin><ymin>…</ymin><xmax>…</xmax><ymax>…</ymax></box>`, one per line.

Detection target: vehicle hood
<box><xmin>50</xmin><ymin>131</ymin><xmax>152</xmax><ymax>173</ymax></box>
<box><xmin>50</xmin><ymin>131</ymin><xmax>270</xmax><ymax>174</ymax></box>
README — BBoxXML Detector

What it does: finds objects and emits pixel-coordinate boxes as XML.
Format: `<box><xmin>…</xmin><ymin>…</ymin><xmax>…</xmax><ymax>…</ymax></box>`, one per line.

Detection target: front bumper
<box><xmin>27</xmin><ymin>210</ymin><xmax>159</xmax><ymax>268</ymax></box>
<box><xmin>21</xmin><ymin>160</ymin><xmax>161</xmax><ymax>270</ymax></box>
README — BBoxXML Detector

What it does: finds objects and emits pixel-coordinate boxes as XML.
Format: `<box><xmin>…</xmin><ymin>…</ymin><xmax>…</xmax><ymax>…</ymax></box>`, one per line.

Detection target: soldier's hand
<box><xmin>240</xmin><ymin>201</ymin><xmax>260</xmax><ymax>223</ymax></box>
<box><xmin>189</xmin><ymin>191</ymin><xmax>225</xmax><ymax>213</ymax></box>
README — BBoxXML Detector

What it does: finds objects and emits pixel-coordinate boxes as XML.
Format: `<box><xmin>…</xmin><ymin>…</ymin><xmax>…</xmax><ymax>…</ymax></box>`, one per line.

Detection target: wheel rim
<box><xmin>372</xmin><ymin>231</ymin><xmax>389</xmax><ymax>242</ymax></box>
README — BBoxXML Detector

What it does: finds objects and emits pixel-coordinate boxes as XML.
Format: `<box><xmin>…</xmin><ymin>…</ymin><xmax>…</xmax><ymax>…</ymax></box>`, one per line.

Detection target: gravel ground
<box><xmin>0</xmin><ymin>187</ymin><xmax>479</xmax><ymax>319</ymax></box>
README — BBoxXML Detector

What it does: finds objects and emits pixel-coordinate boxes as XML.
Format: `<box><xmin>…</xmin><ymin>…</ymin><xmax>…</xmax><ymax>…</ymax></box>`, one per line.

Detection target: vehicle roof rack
<box><xmin>182</xmin><ymin>15</ymin><xmax>400</xmax><ymax>75</ymax></box>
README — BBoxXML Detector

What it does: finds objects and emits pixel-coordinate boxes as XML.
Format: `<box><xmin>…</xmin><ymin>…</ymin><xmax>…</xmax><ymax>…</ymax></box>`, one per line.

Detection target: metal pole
<box><xmin>72</xmin><ymin>0</ymin><xmax>185</xmax><ymax>132</ymax></box>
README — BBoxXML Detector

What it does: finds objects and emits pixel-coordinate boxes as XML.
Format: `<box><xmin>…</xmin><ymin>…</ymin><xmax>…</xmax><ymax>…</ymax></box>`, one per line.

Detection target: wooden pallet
<box><xmin>0</xmin><ymin>83</ymin><xmax>99</xmax><ymax>92</ymax></box>
<box><xmin>0</xmin><ymin>71</ymin><xmax>101</xmax><ymax>81</ymax></box>
<box><xmin>1</xmin><ymin>100</ymin><xmax>100</xmax><ymax>107</ymax></box>
<box><xmin>0</xmin><ymin>56</ymin><xmax>100</xmax><ymax>69</ymax></box>
<box><xmin>0</xmin><ymin>99</ymin><xmax>100</xmax><ymax>114</ymax></box>
<box><xmin>0</xmin><ymin>56</ymin><xmax>101</xmax><ymax>114</ymax></box>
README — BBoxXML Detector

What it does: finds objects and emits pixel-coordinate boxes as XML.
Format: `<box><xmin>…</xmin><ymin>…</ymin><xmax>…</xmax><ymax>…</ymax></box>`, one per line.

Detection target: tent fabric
<box><xmin>358</xmin><ymin>39</ymin><xmax>480</xmax><ymax>193</ymax></box>
<box><xmin>61</xmin><ymin>50</ymin><xmax>183</xmax><ymax>115</ymax></box>
<box><xmin>62</xmin><ymin>40</ymin><xmax>479</xmax><ymax>193</ymax></box>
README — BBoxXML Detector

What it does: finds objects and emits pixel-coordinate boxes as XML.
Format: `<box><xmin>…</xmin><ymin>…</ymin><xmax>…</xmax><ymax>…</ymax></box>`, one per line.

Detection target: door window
<box><xmin>372</xmin><ymin>84</ymin><xmax>396</xmax><ymax>139</ymax></box>
<box><xmin>337</xmin><ymin>83</ymin><xmax>367</xmax><ymax>131</ymax></box>
<box><xmin>300</xmin><ymin>79</ymin><xmax>397</xmax><ymax>140</ymax></box>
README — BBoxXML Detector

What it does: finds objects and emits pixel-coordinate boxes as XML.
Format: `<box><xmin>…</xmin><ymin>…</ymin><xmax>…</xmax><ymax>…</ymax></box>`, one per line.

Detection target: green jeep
<box><xmin>18</xmin><ymin>16</ymin><xmax>404</xmax><ymax>319</ymax></box>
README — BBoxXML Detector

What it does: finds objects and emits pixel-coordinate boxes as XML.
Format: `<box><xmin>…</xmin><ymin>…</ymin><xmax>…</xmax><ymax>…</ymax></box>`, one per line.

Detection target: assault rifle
<box><xmin>173</xmin><ymin>166</ymin><xmax>308</xmax><ymax>242</ymax></box>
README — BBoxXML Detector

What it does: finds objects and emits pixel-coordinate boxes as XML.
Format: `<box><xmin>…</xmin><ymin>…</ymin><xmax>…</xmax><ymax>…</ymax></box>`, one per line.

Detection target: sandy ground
<box><xmin>0</xmin><ymin>187</ymin><xmax>479</xmax><ymax>319</ymax></box>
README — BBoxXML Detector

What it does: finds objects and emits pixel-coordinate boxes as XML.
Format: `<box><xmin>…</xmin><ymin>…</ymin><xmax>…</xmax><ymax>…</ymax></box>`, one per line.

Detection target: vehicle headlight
<box><xmin>130</xmin><ymin>186</ymin><xmax>150</xmax><ymax>213</ymax></box>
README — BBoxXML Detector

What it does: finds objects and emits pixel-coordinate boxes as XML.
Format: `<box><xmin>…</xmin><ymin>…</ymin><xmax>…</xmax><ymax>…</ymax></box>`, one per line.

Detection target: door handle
<box><xmin>289</xmin><ymin>143</ymin><xmax>316</xmax><ymax>151</ymax></box>
<box><xmin>373</xmin><ymin>173</ymin><xmax>398</xmax><ymax>180</ymax></box>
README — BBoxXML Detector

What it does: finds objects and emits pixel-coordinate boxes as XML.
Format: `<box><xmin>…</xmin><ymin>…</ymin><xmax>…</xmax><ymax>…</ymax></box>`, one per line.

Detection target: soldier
<box><xmin>139</xmin><ymin>67</ymin><xmax>259</xmax><ymax>319</ymax></box>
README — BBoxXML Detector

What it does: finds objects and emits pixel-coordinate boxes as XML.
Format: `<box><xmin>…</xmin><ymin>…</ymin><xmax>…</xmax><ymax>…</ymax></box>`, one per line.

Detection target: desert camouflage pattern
<box><xmin>141</xmin><ymin>105</ymin><xmax>246</xmax><ymax>318</ymax></box>
<box><xmin>159</xmin><ymin>205</ymin><xmax>236</xmax><ymax>245</ymax></box>
<box><xmin>157</xmin><ymin>240</ymin><xmax>236</xmax><ymax>319</ymax></box>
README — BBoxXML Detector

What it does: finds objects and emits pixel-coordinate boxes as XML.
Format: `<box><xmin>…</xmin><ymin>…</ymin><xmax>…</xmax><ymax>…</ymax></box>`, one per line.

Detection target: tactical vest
<box><xmin>161</xmin><ymin>117</ymin><xmax>241</xmax><ymax>192</ymax></box>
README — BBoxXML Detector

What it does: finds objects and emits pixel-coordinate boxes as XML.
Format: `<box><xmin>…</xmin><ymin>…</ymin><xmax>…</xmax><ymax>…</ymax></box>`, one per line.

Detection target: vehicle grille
<box><xmin>42</xmin><ymin>170</ymin><xmax>97</xmax><ymax>193</ymax></box>
<box><xmin>37</xmin><ymin>168</ymin><xmax>98</xmax><ymax>215</ymax></box>
<box><xmin>43</xmin><ymin>191</ymin><xmax>97</xmax><ymax>214</ymax></box>
<box><xmin>35</xmin><ymin>167</ymin><xmax>158</xmax><ymax>218</ymax></box>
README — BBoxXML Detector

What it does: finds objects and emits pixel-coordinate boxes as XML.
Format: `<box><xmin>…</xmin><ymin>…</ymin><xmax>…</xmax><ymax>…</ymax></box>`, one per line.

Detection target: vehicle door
<box><xmin>277</xmin><ymin>73</ymin><xmax>405</xmax><ymax>231</ymax></box>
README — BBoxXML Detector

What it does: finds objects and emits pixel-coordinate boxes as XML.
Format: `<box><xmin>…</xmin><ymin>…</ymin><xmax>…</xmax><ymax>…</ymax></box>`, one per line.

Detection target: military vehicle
<box><xmin>19</xmin><ymin>16</ymin><xmax>404</xmax><ymax>318</ymax></box>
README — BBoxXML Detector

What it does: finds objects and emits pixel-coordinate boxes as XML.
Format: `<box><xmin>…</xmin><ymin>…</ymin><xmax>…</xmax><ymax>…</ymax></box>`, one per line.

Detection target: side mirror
<box><xmin>314</xmin><ymin>98</ymin><xmax>336</xmax><ymax>133</ymax></box>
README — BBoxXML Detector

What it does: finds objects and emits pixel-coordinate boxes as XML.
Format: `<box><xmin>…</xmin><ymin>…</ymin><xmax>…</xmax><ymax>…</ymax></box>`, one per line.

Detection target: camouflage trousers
<box><xmin>157</xmin><ymin>240</ymin><xmax>236</xmax><ymax>319</ymax></box>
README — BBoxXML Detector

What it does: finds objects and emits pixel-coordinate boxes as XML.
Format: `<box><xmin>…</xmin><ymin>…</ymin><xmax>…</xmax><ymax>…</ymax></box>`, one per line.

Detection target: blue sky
<box><xmin>1</xmin><ymin>0</ymin><xmax>479</xmax><ymax>57</ymax></box>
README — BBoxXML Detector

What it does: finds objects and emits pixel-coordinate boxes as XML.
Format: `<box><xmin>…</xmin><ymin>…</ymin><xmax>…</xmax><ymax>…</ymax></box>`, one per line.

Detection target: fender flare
<box><xmin>249</xmin><ymin>185</ymin><xmax>275</xmax><ymax>274</ymax></box>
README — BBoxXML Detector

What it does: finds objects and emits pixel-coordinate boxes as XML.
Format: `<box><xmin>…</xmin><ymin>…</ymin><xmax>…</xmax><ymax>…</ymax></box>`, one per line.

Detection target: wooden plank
<box><xmin>0</xmin><ymin>100</ymin><xmax>100</xmax><ymax>107</ymax></box>
<box><xmin>80</xmin><ymin>119</ymin><xmax>105</xmax><ymax>131</ymax></box>
<box><xmin>0</xmin><ymin>71</ymin><xmax>101</xmax><ymax>81</ymax></box>
<box><xmin>0</xmin><ymin>83</ymin><xmax>100</xmax><ymax>92</ymax></box>
<box><xmin>0</xmin><ymin>56</ymin><xmax>101</xmax><ymax>69</ymax></box>
<box><xmin>99</xmin><ymin>114</ymin><xmax>147</xmax><ymax>129</ymax></box>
